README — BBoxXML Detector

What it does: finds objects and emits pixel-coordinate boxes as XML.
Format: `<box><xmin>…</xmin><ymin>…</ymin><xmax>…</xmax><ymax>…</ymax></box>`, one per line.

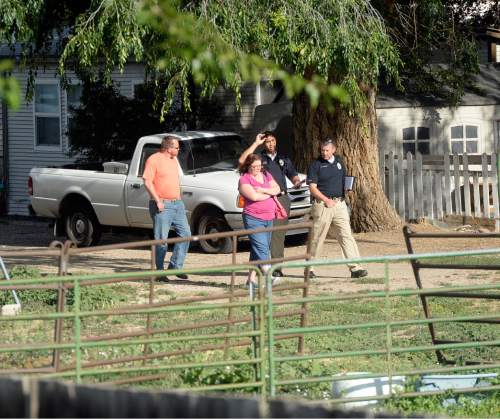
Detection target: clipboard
<box><xmin>344</xmin><ymin>176</ymin><xmax>355</xmax><ymax>191</ymax></box>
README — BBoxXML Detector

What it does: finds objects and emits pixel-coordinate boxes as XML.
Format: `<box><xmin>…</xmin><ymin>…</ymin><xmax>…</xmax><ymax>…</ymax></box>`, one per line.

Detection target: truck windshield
<box><xmin>179</xmin><ymin>135</ymin><xmax>245</xmax><ymax>174</ymax></box>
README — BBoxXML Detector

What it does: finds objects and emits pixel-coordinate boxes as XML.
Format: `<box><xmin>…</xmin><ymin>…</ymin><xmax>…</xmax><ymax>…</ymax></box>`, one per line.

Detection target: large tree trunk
<box><xmin>292</xmin><ymin>87</ymin><xmax>402</xmax><ymax>232</ymax></box>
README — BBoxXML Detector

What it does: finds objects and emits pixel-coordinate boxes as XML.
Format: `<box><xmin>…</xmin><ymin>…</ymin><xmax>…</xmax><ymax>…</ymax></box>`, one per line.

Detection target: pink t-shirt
<box><xmin>239</xmin><ymin>172</ymin><xmax>276</xmax><ymax>221</ymax></box>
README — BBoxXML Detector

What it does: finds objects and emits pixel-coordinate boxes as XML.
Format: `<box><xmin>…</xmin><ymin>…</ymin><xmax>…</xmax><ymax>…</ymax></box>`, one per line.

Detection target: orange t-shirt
<box><xmin>142</xmin><ymin>152</ymin><xmax>181</xmax><ymax>200</ymax></box>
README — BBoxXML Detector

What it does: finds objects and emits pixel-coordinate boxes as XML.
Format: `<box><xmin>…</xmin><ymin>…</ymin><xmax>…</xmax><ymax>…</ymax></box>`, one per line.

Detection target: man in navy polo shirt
<box><xmin>306</xmin><ymin>138</ymin><xmax>368</xmax><ymax>279</ymax></box>
<box><xmin>239</xmin><ymin>131</ymin><xmax>302</xmax><ymax>278</ymax></box>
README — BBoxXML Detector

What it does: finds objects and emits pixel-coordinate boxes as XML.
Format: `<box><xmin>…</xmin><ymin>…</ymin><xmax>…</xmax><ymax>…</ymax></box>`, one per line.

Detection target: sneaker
<box><xmin>351</xmin><ymin>269</ymin><xmax>368</xmax><ymax>279</ymax></box>
<box><xmin>272</xmin><ymin>269</ymin><xmax>284</xmax><ymax>278</ymax></box>
<box><xmin>271</xmin><ymin>276</ymin><xmax>281</xmax><ymax>286</ymax></box>
<box><xmin>155</xmin><ymin>276</ymin><xmax>170</xmax><ymax>283</ymax></box>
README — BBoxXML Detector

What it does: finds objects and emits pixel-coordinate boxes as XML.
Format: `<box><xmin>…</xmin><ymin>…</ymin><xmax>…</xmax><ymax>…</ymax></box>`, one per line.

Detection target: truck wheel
<box><xmin>64</xmin><ymin>207</ymin><xmax>102</xmax><ymax>247</ymax></box>
<box><xmin>197</xmin><ymin>213</ymin><xmax>233</xmax><ymax>254</ymax></box>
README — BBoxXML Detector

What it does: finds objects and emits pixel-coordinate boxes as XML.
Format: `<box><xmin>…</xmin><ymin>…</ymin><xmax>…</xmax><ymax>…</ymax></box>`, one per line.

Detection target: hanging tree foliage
<box><xmin>0</xmin><ymin>0</ymin><xmax>492</xmax><ymax>231</ymax></box>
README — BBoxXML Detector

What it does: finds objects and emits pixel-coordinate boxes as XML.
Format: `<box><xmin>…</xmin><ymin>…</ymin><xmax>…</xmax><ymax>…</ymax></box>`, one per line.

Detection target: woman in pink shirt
<box><xmin>238</xmin><ymin>154</ymin><xmax>281</xmax><ymax>285</ymax></box>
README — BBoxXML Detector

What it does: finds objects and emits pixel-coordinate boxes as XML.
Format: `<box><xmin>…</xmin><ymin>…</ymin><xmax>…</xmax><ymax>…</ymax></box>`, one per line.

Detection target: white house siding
<box><xmin>5</xmin><ymin>62</ymin><xmax>259</xmax><ymax>216</ymax></box>
<box><xmin>6</xmin><ymin>63</ymin><xmax>146</xmax><ymax>216</ymax></box>
<box><xmin>377</xmin><ymin>104</ymin><xmax>500</xmax><ymax>156</ymax></box>
<box><xmin>208</xmin><ymin>83</ymin><xmax>258</xmax><ymax>142</ymax></box>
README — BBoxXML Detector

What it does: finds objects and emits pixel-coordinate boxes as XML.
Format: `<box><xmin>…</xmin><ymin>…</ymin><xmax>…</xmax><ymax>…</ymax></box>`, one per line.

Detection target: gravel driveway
<box><xmin>1</xmin><ymin>216</ymin><xmax>499</xmax><ymax>295</ymax></box>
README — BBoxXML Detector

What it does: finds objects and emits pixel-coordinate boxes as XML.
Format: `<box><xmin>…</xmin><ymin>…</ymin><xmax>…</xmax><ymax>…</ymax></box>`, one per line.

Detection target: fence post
<box><xmin>463</xmin><ymin>153</ymin><xmax>471</xmax><ymax>217</ymax></box>
<box><xmin>444</xmin><ymin>154</ymin><xmax>452</xmax><ymax>215</ymax></box>
<box><xmin>473</xmin><ymin>173</ymin><xmax>481</xmax><ymax>217</ymax></box>
<box><xmin>482</xmin><ymin>154</ymin><xmax>490</xmax><ymax>218</ymax></box>
<box><xmin>52</xmin><ymin>240</ymin><xmax>72</xmax><ymax>372</ymax></box>
<box><xmin>396</xmin><ymin>154</ymin><xmax>405</xmax><ymax>219</ymax></box>
<box><xmin>416</xmin><ymin>153</ymin><xmax>424</xmax><ymax>218</ymax></box>
<box><xmin>435</xmin><ymin>172</ymin><xmax>443</xmax><ymax>220</ymax></box>
<box><xmin>143</xmin><ymin>245</ymin><xmax>156</xmax><ymax>364</ymax></box>
<box><xmin>407</xmin><ymin>152</ymin><xmax>415</xmax><ymax>220</ymax></box>
<box><xmin>224</xmin><ymin>235</ymin><xmax>239</xmax><ymax>358</ymax></box>
<box><xmin>424</xmin><ymin>171</ymin><xmax>433</xmax><ymax>219</ymax></box>
<box><xmin>453</xmin><ymin>153</ymin><xmax>462</xmax><ymax>215</ymax></box>
<box><xmin>298</xmin><ymin>225</ymin><xmax>313</xmax><ymax>354</ymax></box>
<box><xmin>73</xmin><ymin>276</ymin><xmax>82</xmax><ymax>383</ymax></box>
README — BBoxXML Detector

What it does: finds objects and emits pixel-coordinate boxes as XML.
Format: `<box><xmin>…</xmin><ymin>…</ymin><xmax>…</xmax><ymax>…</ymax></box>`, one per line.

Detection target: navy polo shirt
<box><xmin>307</xmin><ymin>155</ymin><xmax>346</xmax><ymax>198</ymax></box>
<box><xmin>261</xmin><ymin>152</ymin><xmax>298</xmax><ymax>192</ymax></box>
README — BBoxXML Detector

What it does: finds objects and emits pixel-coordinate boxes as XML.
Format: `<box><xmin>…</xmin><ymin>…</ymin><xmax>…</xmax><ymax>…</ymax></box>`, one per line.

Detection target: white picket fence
<box><xmin>380</xmin><ymin>152</ymin><xmax>500</xmax><ymax>222</ymax></box>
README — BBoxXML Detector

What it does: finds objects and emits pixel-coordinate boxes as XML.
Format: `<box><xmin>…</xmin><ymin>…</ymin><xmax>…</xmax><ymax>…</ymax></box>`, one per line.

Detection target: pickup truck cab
<box><xmin>29</xmin><ymin>131</ymin><xmax>311</xmax><ymax>253</ymax></box>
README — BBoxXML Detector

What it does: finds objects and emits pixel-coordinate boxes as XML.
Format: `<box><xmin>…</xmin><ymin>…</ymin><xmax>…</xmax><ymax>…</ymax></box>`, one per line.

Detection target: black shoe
<box><xmin>155</xmin><ymin>275</ymin><xmax>170</xmax><ymax>283</ymax></box>
<box><xmin>168</xmin><ymin>266</ymin><xmax>188</xmax><ymax>280</ymax></box>
<box><xmin>351</xmin><ymin>269</ymin><xmax>368</xmax><ymax>279</ymax></box>
<box><xmin>272</xmin><ymin>269</ymin><xmax>284</xmax><ymax>278</ymax></box>
<box><xmin>306</xmin><ymin>271</ymin><xmax>316</xmax><ymax>279</ymax></box>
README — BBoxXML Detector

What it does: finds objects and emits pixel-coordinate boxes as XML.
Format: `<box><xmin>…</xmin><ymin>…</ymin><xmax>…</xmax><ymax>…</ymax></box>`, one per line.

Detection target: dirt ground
<box><xmin>1</xmin><ymin>216</ymin><xmax>500</xmax><ymax>296</ymax></box>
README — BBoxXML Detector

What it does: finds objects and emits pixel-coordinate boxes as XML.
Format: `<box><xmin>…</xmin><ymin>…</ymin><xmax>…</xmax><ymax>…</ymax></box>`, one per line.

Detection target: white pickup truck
<box><xmin>29</xmin><ymin>131</ymin><xmax>311</xmax><ymax>253</ymax></box>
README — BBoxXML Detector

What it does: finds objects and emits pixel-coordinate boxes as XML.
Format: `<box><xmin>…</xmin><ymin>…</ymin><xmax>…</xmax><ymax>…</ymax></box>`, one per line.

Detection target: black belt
<box><xmin>315</xmin><ymin>196</ymin><xmax>344</xmax><ymax>203</ymax></box>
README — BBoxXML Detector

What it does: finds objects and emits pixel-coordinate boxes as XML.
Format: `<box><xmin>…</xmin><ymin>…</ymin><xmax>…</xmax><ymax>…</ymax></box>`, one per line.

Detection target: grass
<box><xmin>1</xmin><ymin>264</ymin><xmax>499</xmax><ymax>417</ymax></box>
<box><xmin>349</xmin><ymin>276</ymin><xmax>385</xmax><ymax>284</ymax></box>
<box><xmin>422</xmin><ymin>254</ymin><xmax>500</xmax><ymax>266</ymax></box>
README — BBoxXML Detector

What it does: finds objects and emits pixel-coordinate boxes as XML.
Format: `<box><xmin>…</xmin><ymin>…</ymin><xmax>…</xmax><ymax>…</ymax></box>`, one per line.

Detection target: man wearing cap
<box><xmin>306</xmin><ymin>138</ymin><xmax>368</xmax><ymax>279</ymax></box>
<box><xmin>239</xmin><ymin>131</ymin><xmax>302</xmax><ymax>277</ymax></box>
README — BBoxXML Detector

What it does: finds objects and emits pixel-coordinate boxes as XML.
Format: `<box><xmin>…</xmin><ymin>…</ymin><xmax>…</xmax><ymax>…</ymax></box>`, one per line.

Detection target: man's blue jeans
<box><xmin>243</xmin><ymin>214</ymin><xmax>272</xmax><ymax>263</ymax></box>
<box><xmin>149</xmin><ymin>200</ymin><xmax>191</xmax><ymax>270</ymax></box>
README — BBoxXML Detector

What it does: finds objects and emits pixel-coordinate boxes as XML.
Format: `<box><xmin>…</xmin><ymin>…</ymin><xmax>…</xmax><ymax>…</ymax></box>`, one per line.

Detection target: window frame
<box><xmin>449</xmin><ymin>124</ymin><xmax>480</xmax><ymax>154</ymax></box>
<box><xmin>33</xmin><ymin>80</ymin><xmax>62</xmax><ymax>151</ymax></box>
<box><xmin>401</xmin><ymin>126</ymin><xmax>431</xmax><ymax>155</ymax></box>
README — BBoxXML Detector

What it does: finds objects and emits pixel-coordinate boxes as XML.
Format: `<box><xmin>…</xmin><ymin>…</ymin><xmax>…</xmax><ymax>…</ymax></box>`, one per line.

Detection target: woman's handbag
<box><xmin>272</xmin><ymin>196</ymin><xmax>288</xmax><ymax>220</ymax></box>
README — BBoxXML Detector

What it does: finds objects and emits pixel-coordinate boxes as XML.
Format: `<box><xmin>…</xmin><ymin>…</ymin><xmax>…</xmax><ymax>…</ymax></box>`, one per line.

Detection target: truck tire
<box><xmin>197</xmin><ymin>212</ymin><xmax>232</xmax><ymax>254</ymax></box>
<box><xmin>64</xmin><ymin>207</ymin><xmax>102</xmax><ymax>247</ymax></box>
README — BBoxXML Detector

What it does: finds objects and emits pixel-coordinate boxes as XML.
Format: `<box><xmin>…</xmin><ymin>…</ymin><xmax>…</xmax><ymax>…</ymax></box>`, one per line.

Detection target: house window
<box><xmin>34</xmin><ymin>82</ymin><xmax>61</xmax><ymax>147</ymax></box>
<box><xmin>66</xmin><ymin>84</ymin><xmax>83</xmax><ymax>139</ymax></box>
<box><xmin>402</xmin><ymin>126</ymin><xmax>430</xmax><ymax>155</ymax></box>
<box><xmin>450</xmin><ymin>124</ymin><xmax>479</xmax><ymax>154</ymax></box>
<box><xmin>488</xmin><ymin>38</ymin><xmax>500</xmax><ymax>62</ymax></box>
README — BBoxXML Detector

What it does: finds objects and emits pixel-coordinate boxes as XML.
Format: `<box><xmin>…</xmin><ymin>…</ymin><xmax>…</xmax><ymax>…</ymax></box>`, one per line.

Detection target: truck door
<box><xmin>125</xmin><ymin>143</ymin><xmax>160</xmax><ymax>227</ymax></box>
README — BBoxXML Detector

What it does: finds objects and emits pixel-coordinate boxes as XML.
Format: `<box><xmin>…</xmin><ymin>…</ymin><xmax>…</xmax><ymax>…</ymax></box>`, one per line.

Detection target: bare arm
<box><xmin>144</xmin><ymin>178</ymin><xmax>165</xmax><ymax>211</ymax></box>
<box><xmin>255</xmin><ymin>179</ymin><xmax>281</xmax><ymax>196</ymax></box>
<box><xmin>239</xmin><ymin>183</ymin><xmax>271</xmax><ymax>201</ymax></box>
<box><xmin>309</xmin><ymin>182</ymin><xmax>336</xmax><ymax>208</ymax></box>
<box><xmin>238</xmin><ymin>133</ymin><xmax>266</xmax><ymax>166</ymax></box>
<box><xmin>291</xmin><ymin>175</ymin><xmax>303</xmax><ymax>188</ymax></box>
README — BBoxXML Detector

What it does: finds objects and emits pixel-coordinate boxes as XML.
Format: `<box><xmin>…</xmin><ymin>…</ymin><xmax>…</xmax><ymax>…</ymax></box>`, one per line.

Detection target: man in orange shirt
<box><xmin>143</xmin><ymin>135</ymin><xmax>191</xmax><ymax>280</ymax></box>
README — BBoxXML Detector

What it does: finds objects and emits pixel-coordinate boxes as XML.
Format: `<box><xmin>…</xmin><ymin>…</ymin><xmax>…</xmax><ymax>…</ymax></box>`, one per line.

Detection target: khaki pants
<box><xmin>309</xmin><ymin>200</ymin><xmax>363</xmax><ymax>272</ymax></box>
<box><xmin>271</xmin><ymin>194</ymin><xmax>291</xmax><ymax>260</ymax></box>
